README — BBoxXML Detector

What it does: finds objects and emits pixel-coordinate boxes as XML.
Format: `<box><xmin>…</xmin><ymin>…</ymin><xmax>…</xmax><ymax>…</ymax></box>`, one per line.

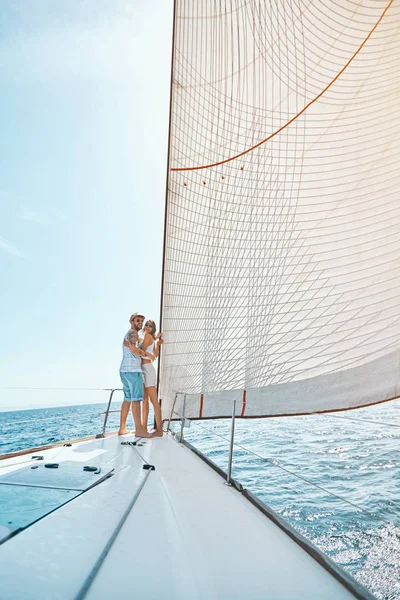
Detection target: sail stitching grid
<box><xmin>161</xmin><ymin>0</ymin><xmax>400</xmax><ymax>413</ymax></box>
<box><xmin>171</xmin><ymin>0</ymin><xmax>394</xmax><ymax>172</ymax></box>
<box><xmin>170</xmin><ymin>0</ymin><xmax>396</xmax><ymax>171</ymax></box>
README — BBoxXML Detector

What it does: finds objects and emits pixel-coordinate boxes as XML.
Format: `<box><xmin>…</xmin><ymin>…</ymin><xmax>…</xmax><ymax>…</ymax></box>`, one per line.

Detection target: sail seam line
<box><xmin>171</xmin><ymin>0</ymin><xmax>393</xmax><ymax>172</ymax></box>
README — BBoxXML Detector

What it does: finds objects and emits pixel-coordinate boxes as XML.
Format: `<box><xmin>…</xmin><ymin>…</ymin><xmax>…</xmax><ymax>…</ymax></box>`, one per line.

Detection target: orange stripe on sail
<box><xmin>199</xmin><ymin>393</ymin><xmax>204</xmax><ymax>418</ymax></box>
<box><xmin>241</xmin><ymin>390</ymin><xmax>247</xmax><ymax>417</ymax></box>
<box><xmin>171</xmin><ymin>0</ymin><xmax>393</xmax><ymax>173</ymax></box>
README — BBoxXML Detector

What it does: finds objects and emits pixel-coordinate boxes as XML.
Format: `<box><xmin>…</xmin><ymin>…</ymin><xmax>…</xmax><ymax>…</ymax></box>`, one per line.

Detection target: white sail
<box><xmin>160</xmin><ymin>0</ymin><xmax>400</xmax><ymax>420</ymax></box>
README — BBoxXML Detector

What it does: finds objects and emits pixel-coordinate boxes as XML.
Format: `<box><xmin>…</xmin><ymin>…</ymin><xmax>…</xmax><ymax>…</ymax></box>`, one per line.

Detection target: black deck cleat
<box><xmin>83</xmin><ymin>466</ymin><xmax>101</xmax><ymax>474</ymax></box>
<box><xmin>31</xmin><ymin>456</ymin><xmax>44</xmax><ymax>460</ymax></box>
<box><xmin>44</xmin><ymin>463</ymin><xmax>59</xmax><ymax>468</ymax></box>
<box><xmin>143</xmin><ymin>464</ymin><xmax>155</xmax><ymax>471</ymax></box>
<box><xmin>63</xmin><ymin>443</ymin><xmax>72</xmax><ymax>447</ymax></box>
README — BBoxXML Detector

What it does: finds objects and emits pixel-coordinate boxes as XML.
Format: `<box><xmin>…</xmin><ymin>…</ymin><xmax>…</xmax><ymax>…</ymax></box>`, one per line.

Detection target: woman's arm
<box><xmin>153</xmin><ymin>334</ymin><xmax>163</xmax><ymax>358</ymax></box>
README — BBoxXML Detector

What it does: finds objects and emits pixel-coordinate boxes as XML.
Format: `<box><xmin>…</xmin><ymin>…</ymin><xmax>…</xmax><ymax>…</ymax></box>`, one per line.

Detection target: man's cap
<box><xmin>130</xmin><ymin>312</ymin><xmax>145</xmax><ymax>321</ymax></box>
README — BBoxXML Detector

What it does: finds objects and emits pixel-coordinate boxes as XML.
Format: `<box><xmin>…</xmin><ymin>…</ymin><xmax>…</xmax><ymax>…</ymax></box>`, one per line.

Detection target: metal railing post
<box><xmin>96</xmin><ymin>388</ymin><xmax>119</xmax><ymax>438</ymax></box>
<box><xmin>225</xmin><ymin>400</ymin><xmax>236</xmax><ymax>485</ymax></box>
<box><xmin>179</xmin><ymin>393</ymin><xmax>187</xmax><ymax>441</ymax></box>
<box><xmin>167</xmin><ymin>393</ymin><xmax>178</xmax><ymax>433</ymax></box>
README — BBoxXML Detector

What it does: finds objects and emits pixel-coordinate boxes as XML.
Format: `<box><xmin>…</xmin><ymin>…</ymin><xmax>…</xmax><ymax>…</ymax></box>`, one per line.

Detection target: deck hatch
<box><xmin>0</xmin><ymin>484</ymin><xmax>81</xmax><ymax>543</ymax></box>
<box><xmin>0</xmin><ymin>462</ymin><xmax>114</xmax><ymax>545</ymax></box>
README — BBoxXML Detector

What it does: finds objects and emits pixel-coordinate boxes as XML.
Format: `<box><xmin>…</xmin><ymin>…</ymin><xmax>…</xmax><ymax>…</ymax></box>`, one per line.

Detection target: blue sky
<box><xmin>0</xmin><ymin>1</ymin><xmax>172</xmax><ymax>410</ymax></box>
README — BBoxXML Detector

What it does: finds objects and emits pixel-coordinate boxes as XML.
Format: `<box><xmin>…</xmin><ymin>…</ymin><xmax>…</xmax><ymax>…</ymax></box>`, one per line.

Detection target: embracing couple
<box><xmin>118</xmin><ymin>312</ymin><xmax>163</xmax><ymax>438</ymax></box>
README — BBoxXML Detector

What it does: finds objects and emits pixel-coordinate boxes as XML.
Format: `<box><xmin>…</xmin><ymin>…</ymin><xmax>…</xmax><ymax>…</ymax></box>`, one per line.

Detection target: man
<box><xmin>118</xmin><ymin>312</ymin><xmax>153</xmax><ymax>436</ymax></box>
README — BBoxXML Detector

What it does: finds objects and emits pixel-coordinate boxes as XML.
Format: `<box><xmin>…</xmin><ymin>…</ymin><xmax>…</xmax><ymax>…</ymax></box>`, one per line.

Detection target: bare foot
<box><xmin>118</xmin><ymin>429</ymin><xmax>129</xmax><ymax>435</ymax></box>
<box><xmin>134</xmin><ymin>429</ymin><xmax>152</xmax><ymax>438</ymax></box>
<box><xmin>152</xmin><ymin>429</ymin><xmax>163</xmax><ymax>437</ymax></box>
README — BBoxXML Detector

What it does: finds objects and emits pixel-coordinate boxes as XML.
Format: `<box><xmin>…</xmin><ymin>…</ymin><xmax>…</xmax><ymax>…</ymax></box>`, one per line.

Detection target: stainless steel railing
<box><xmin>99</xmin><ymin>389</ymin><xmax>237</xmax><ymax>487</ymax></box>
<box><xmin>167</xmin><ymin>394</ymin><xmax>237</xmax><ymax>487</ymax></box>
<box><xmin>96</xmin><ymin>388</ymin><xmax>123</xmax><ymax>438</ymax></box>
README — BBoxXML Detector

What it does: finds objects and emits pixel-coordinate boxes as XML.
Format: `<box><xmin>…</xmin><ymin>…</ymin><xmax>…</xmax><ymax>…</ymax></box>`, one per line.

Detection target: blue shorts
<box><xmin>120</xmin><ymin>371</ymin><xmax>144</xmax><ymax>402</ymax></box>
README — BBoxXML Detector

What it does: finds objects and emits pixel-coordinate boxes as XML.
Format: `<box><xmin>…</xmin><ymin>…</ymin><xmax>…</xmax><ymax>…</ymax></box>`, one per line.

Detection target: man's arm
<box><xmin>125</xmin><ymin>330</ymin><xmax>153</xmax><ymax>359</ymax></box>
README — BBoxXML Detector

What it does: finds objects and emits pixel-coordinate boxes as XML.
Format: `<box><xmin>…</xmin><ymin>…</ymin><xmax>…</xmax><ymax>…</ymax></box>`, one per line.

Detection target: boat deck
<box><xmin>0</xmin><ymin>433</ymin><xmax>372</xmax><ymax>599</ymax></box>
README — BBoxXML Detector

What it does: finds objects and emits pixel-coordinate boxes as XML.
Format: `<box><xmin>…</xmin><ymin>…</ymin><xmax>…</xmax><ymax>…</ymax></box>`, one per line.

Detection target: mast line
<box><xmin>157</xmin><ymin>0</ymin><xmax>177</xmax><ymax>400</ymax></box>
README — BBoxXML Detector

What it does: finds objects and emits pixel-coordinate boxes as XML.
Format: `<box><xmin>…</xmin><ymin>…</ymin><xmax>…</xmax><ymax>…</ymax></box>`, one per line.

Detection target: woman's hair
<box><xmin>144</xmin><ymin>320</ymin><xmax>156</xmax><ymax>338</ymax></box>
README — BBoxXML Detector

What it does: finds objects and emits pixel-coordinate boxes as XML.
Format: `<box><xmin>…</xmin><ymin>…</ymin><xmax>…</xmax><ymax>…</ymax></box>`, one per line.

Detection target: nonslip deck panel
<box><xmin>87</xmin><ymin>435</ymin><xmax>365</xmax><ymax>600</ymax></box>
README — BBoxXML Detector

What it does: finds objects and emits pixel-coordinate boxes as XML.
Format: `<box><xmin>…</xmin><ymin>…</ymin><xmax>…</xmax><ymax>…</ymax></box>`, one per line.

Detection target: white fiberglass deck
<box><xmin>0</xmin><ymin>433</ymin><xmax>370</xmax><ymax>600</ymax></box>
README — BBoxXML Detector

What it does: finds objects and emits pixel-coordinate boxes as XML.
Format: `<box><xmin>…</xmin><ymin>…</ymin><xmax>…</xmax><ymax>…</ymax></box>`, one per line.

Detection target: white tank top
<box><xmin>139</xmin><ymin>340</ymin><xmax>154</xmax><ymax>358</ymax></box>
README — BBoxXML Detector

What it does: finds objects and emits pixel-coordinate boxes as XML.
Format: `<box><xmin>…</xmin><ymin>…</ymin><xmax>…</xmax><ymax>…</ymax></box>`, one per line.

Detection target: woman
<box><xmin>140</xmin><ymin>320</ymin><xmax>163</xmax><ymax>436</ymax></box>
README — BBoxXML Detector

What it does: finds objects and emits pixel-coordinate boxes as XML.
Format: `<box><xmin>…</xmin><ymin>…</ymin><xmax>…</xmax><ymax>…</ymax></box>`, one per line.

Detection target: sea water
<box><xmin>1</xmin><ymin>400</ymin><xmax>400</xmax><ymax>599</ymax></box>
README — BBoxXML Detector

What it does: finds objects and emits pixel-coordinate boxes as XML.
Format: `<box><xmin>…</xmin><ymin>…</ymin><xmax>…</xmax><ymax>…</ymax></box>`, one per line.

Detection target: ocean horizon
<box><xmin>0</xmin><ymin>400</ymin><xmax>108</xmax><ymax>413</ymax></box>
